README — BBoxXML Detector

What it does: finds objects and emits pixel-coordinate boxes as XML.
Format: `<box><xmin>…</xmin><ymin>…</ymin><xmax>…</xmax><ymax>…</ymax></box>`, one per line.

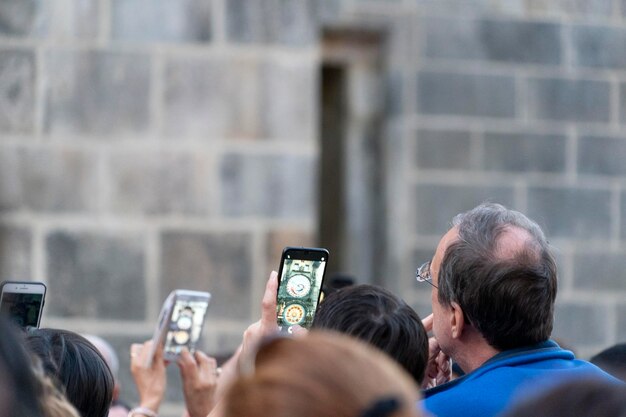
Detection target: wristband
<box><xmin>128</xmin><ymin>407</ymin><xmax>157</xmax><ymax>417</ymax></box>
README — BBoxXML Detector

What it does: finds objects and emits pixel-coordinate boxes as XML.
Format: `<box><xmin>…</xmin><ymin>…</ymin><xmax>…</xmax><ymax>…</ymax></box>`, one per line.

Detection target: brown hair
<box><xmin>223</xmin><ymin>331</ymin><xmax>421</xmax><ymax>417</ymax></box>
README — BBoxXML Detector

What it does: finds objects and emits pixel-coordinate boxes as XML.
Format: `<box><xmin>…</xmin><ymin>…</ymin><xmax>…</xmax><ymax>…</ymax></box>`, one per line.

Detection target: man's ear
<box><xmin>450</xmin><ymin>302</ymin><xmax>465</xmax><ymax>339</ymax></box>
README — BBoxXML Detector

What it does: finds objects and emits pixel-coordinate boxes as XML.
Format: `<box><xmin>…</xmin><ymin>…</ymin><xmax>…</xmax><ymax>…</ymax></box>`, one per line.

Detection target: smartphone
<box><xmin>146</xmin><ymin>289</ymin><xmax>211</xmax><ymax>365</ymax></box>
<box><xmin>0</xmin><ymin>281</ymin><xmax>47</xmax><ymax>329</ymax></box>
<box><xmin>276</xmin><ymin>247</ymin><xmax>329</xmax><ymax>332</ymax></box>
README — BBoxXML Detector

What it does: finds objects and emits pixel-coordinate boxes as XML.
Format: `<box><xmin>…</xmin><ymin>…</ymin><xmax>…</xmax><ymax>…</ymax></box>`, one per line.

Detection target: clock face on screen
<box><xmin>283</xmin><ymin>303</ymin><xmax>306</xmax><ymax>325</ymax></box>
<box><xmin>286</xmin><ymin>274</ymin><xmax>311</xmax><ymax>298</ymax></box>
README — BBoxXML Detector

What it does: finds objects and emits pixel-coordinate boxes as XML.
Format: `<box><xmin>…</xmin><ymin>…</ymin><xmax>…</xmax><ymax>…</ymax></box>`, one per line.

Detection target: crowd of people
<box><xmin>1</xmin><ymin>203</ymin><xmax>625</xmax><ymax>417</ymax></box>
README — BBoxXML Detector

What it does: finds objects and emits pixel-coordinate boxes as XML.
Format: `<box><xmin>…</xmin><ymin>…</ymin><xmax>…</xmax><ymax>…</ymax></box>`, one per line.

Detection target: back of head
<box><xmin>312</xmin><ymin>284</ymin><xmax>428</xmax><ymax>384</ymax></box>
<box><xmin>502</xmin><ymin>379</ymin><xmax>626</xmax><ymax>417</ymax></box>
<box><xmin>25</xmin><ymin>328</ymin><xmax>114</xmax><ymax>417</ymax></box>
<box><xmin>590</xmin><ymin>343</ymin><xmax>626</xmax><ymax>382</ymax></box>
<box><xmin>0</xmin><ymin>317</ymin><xmax>44</xmax><ymax>417</ymax></box>
<box><xmin>224</xmin><ymin>331</ymin><xmax>422</xmax><ymax>417</ymax></box>
<box><xmin>439</xmin><ymin>203</ymin><xmax>558</xmax><ymax>351</ymax></box>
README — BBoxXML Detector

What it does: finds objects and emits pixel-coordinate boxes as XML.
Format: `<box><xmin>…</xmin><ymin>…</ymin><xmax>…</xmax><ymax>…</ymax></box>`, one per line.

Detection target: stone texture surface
<box><xmin>553</xmin><ymin>302</ymin><xmax>610</xmax><ymax>347</ymax></box>
<box><xmin>160</xmin><ymin>231</ymin><xmax>253</xmax><ymax>320</ymax></box>
<box><xmin>111</xmin><ymin>0</ymin><xmax>211</xmax><ymax>42</ymax></box>
<box><xmin>526</xmin><ymin>77</ymin><xmax>610</xmax><ymax>123</ymax></box>
<box><xmin>163</xmin><ymin>56</ymin><xmax>259</xmax><ymax>139</ymax></box>
<box><xmin>0</xmin><ymin>146</ymin><xmax>99</xmax><ymax>212</ymax></box>
<box><xmin>226</xmin><ymin>0</ymin><xmax>317</xmax><ymax>45</ymax></box>
<box><xmin>573</xmin><ymin>252</ymin><xmax>626</xmax><ymax>291</ymax></box>
<box><xmin>220</xmin><ymin>153</ymin><xmax>316</xmax><ymax>218</ymax></box>
<box><xmin>415</xmin><ymin>129</ymin><xmax>473</xmax><ymax>170</ymax></box>
<box><xmin>617</xmin><ymin>304</ymin><xmax>626</xmax><ymax>342</ymax></box>
<box><xmin>0</xmin><ymin>49</ymin><xmax>35</xmax><ymax>134</ymax></box>
<box><xmin>527</xmin><ymin>0</ymin><xmax>614</xmax><ymax>16</ymax></box>
<box><xmin>423</xmin><ymin>18</ymin><xmax>561</xmax><ymax>65</ymax></box>
<box><xmin>483</xmin><ymin>132</ymin><xmax>567</xmax><ymax>173</ymax></box>
<box><xmin>572</xmin><ymin>25</ymin><xmax>626</xmax><ymax>69</ymax></box>
<box><xmin>36</xmin><ymin>0</ymin><xmax>100</xmax><ymax>39</ymax></box>
<box><xmin>109</xmin><ymin>151</ymin><xmax>211</xmax><ymax>215</ymax></box>
<box><xmin>0</xmin><ymin>226</ymin><xmax>32</xmax><ymax>280</ymax></box>
<box><xmin>578</xmin><ymin>135</ymin><xmax>626</xmax><ymax>177</ymax></box>
<box><xmin>527</xmin><ymin>187</ymin><xmax>612</xmax><ymax>239</ymax></box>
<box><xmin>46</xmin><ymin>231</ymin><xmax>146</xmax><ymax>319</ymax></box>
<box><xmin>417</xmin><ymin>71</ymin><xmax>516</xmax><ymax>118</ymax></box>
<box><xmin>44</xmin><ymin>50</ymin><xmax>151</xmax><ymax>136</ymax></box>
<box><xmin>0</xmin><ymin>0</ymin><xmax>38</xmax><ymax>36</ymax></box>
<box><xmin>415</xmin><ymin>184</ymin><xmax>516</xmax><ymax>235</ymax></box>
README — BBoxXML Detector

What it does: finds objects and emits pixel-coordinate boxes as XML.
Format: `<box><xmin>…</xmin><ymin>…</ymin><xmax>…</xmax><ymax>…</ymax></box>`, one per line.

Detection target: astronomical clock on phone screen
<box><xmin>276</xmin><ymin>259</ymin><xmax>324</xmax><ymax>329</ymax></box>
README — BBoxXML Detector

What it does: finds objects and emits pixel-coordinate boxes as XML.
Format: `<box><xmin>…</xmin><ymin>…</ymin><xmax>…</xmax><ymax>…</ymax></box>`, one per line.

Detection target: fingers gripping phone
<box><xmin>276</xmin><ymin>247</ymin><xmax>329</xmax><ymax>333</ymax></box>
<box><xmin>0</xmin><ymin>281</ymin><xmax>47</xmax><ymax>329</ymax></box>
<box><xmin>146</xmin><ymin>290</ymin><xmax>211</xmax><ymax>366</ymax></box>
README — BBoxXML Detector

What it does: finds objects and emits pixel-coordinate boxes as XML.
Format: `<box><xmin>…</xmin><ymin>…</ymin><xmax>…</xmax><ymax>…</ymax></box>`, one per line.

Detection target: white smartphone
<box><xmin>145</xmin><ymin>289</ymin><xmax>211</xmax><ymax>366</ymax></box>
<box><xmin>0</xmin><ymin>281</ymin><xmax>47</xmax><ymax>329</ymax></box>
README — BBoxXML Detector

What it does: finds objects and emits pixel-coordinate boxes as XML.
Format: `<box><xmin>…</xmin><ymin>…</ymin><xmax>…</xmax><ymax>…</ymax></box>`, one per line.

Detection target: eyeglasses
<box><xmin>416</xmin><ymin>261</ymin><xmax>438</xmax><ymax>289</ymax></box>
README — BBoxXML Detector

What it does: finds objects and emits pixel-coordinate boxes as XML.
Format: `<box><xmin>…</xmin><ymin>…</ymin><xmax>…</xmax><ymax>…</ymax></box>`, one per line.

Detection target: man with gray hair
<box><xmin>417</xmin><ymin>203</ymin><xmax>621</xmax><ymax>417</ymax></box>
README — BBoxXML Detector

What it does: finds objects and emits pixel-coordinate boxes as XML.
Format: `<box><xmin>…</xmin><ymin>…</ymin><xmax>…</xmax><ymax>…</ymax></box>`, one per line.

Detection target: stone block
<box><xmin>484</xmin><ymin>132</ymin><xmax>567</xmax><ymax>173</ymax></box>
<box><xmin>36</xmin><ymin>0</ymin><xmax>100</xmax><ymax>39</ymax></box>
<box><xmin>617</xmin><ymin>304</ymin><xmax>626</xmax><ymax>342</ymax></box>
<box><xmin>160</xmin><ymin>231</ymin><xmax>253</xmax><ymax>320</ymax></box>
<box><xmin>226</xmin><ymin>0</ymin><xmax>317</xmax><ymax>46</ymax></box>
<box><xmin>111</xmin><ymin>0</ymin><xmax>211</xmax><ymax>43</ymax></box>
<box><xmin>109</xmin><ymin>151</ymin><xmax>210</xmax><ymax>215</ymax></box>
<box><xmin>527</xmin><ymin>187</ymin><xmax>611</xmax><ymax>239</ymax></box>
<box><xmin>0</xmin><ymin>146</ymin><xmax>21</xmax><ymax>211</ymax></box>
<box><xmin>526</xmin><ymin>77</ymin><xmax>610</xmax><ymax>123</ymax></box>
<box><xmin>620</xmin><ymin>84</ymin><xmax>626</xmax><ymax>125</ymax></box>
<box><xmin>44</xmin><ymin>50</ymin><xmax>151</xmax><ymax>136</ymax></box>
<box><xmin>220</xmin><ymin>153</ymin><xmax>316</xmax><ymax>218</ymax></box>
<box><xmin>572</xmin><ymin>25</ymin><xmax>626</xmax><ymax>69</ymax></box>
<box><xmin>163</xmin><ymin>56</ymin><xmax>259</xmax><ymax>139</ymax></box>
<box><xmin>573</xmin><ymin>252</ymin><xmax>626</xmax><ymax>291</ymax></box>
<box><xmin>553</xmin><ymin>301</ymin><xmax>609</xmax><ymax>348</ymax></box>
<box><xmin>578</xmin><ymin>135</ymin><xmax>626</xmax><ymax>176</ymax></box>
<box><xmin>0</xmin><ymin>0</ymin><xmax>37</xmax><ymax>36</ymax></box>
<box><xmin>259</xmin><ymin>59</ymin><xmax>316</xmax><ymax>140</ymax></box>
<box><xmin>0</xmin><ymin>226</ymin><xmax>32</xmax><ymax>280</ymax></box>
<box><xmin>423</xmin><ymin>18</ymin><xmax>561</xmax><ymax>65</ymax></box>
<box><xmin>415</xmin><ymin>129</ymin><xmax>472</xmax><ymax>170</ymax></box>
<box><xmin>46</xmin><ymin>231</ymin><xmax>146</xmax><ymax>319</ymax></box>
<box><xmin>414</xmin><ymin>184</ymin><xmax>516</xmax><ymax>235</ymax></box>
<box><xmin>621</xmin><ymin>193</ymin><xmax>626</xmax><ymax>240</ymax></box>
<box><xmin>20</xmin><ymin>147</ymin><xmax>99</xmax><ymax>212</ymax></box>
<box><xmin>0</xmin><ymin>49</ymin><xmax>35</xmax><ymax>134</ymax></box>
<box><xmin>417</xmin><ymin>71</ymin><xmax>516</xmax><ymax>118</ymax></box>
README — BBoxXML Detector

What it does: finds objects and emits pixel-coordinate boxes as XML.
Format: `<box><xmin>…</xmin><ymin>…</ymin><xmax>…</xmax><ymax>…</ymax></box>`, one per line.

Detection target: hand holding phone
<box><xmin>0</xmin><ymin>281</ymin><xmax>46</xmax><ymax>329</ymax></box>
<box><xmin>145</xmin><ymin>290</ymin><xmax>211</xmax><ymax>367</ymax></box>
<box><xmin>276</xmin><ymin>247</ymin><xmax>329</xmax><ymax>332</ymax></box>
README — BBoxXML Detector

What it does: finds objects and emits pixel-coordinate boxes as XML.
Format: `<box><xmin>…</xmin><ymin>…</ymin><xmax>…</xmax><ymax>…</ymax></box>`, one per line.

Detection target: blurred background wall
<box><xmin>1</xmin><ymin>0</ymin><xmax>626</xmax><ymax>413</ymax></box>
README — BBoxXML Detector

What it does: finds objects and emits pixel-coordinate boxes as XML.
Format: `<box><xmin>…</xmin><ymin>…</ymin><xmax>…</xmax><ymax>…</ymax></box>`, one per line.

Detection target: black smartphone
<box><xmin>0</xmin><ymin>281</ymin><xmax>47</xmax><ymax>329</ymax></box>
<box><xmin>276</xmin><ymin>247</ymin><xmax>329</xmax><ymax>332</ymax></box>
<box><xmin>145</xmin><ymin>289</ymin><xmax>211</xmax><ymax>366</ymax></box>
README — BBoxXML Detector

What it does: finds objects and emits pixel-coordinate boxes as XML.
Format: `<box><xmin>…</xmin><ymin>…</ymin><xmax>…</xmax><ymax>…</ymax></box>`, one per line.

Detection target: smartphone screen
<box><xmin>276</xmin><ymin>247</ymin><xmax>329</xmax><ymax>331</ymax></box>
<box><xmin>0</xmin><ymin>282</ymin><xmax>46</xmax><ymax>328</ymax></box>
<box><xmin>163</xmin><ymin>295</ymin><xmax>210</xmax><ymax>358</ymax></box>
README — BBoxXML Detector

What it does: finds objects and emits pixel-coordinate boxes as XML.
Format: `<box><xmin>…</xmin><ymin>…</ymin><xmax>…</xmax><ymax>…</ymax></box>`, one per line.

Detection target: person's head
<box><xmin>223</xmin><ymin>331</ymin><xmax>422</xmax><ymax>417</ymax></box>
<box><xmin>502</xmin><ymin>378</ymin><xmax>626</xmax><ymax>417</ymax></box>
<box><xmin>428</xmin><ymin>203</ymin><xmax>557</xmax><ymax>354</ymax></box>
<box><xmin>590</xmin><ymin>343</ymin><xmax>626</xmax><ymax>382</ymax></box>
<box><xmin>312</xmin><ymin>284</ymin><xmax>428</xmax><ymax>384</ymax></box>
<box><xmin>25</xmin><ymin>328</ymin><xmax>114</xmax><ymax>417</ymax></box>
<box><xmin>83</xmin><ymin>334</ymin><xmax>122</xmax><ymax>402</ymax></box>
<box><xmin>0</xmin><ymin>317</ymin><xmax>44</xmax><ymax>417</ymax></box>
<box><xmin>32</xmin><ymin>361</ymin><xmax>81</xmax><ymax>417</ymax></box>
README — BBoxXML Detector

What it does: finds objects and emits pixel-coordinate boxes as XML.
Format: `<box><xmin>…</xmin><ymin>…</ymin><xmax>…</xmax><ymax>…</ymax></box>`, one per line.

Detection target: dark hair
<box><xmin>0</xmin><ymin>317</ymin><xmax>44</xmax><ymax>417</ymax></box>
<box><xmin>25</xmin><ymin>328</ymin><xmax>114</xmax><ymax>417</ymax></box>
<box><xmin>312</xmin><ymin>284</ymin><xmax>429</xmax><ymax>384</ymax></box>
<box><xmin>438</xmin><ymin>203</ymin><xmax>558</xmax><ymax>351</ymax></box>
<box><xmin>590</xmin><ymin>343</ymin><xmax>626</xmax><ymax>382</ymax></box>
<box><xmin>502</xmin><ymin>379</ymin><xmax>626</xmax><ymax>417</ymax></box>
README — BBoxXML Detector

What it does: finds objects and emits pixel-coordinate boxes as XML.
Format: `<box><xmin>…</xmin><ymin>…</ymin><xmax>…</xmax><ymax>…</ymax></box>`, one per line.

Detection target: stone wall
<box><xmin>1</xmin><ymin>0</ymin><xmax>626</xmax><ymax>412</ymax></box>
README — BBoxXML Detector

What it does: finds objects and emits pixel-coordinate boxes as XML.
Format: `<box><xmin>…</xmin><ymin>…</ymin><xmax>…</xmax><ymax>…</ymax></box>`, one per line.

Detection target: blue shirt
<box><xmin>422</xmin><ymin>340</ymin><xmax>622</xmax><ymax>417</ymax></box>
